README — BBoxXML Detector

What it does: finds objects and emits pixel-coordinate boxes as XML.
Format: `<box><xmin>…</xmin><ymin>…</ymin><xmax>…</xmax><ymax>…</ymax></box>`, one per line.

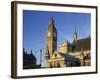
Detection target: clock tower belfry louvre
<box><xmin>45</xmin><ymin>17</ymin><xmax>57</xmax><ymax>60</ymax></box>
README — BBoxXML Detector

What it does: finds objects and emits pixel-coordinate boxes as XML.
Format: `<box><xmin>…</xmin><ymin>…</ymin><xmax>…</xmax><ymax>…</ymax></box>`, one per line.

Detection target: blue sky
<box><xmin>23</xmin><ymin>10</ymin><xmax>90</xmax><ymax>64</ymax></box>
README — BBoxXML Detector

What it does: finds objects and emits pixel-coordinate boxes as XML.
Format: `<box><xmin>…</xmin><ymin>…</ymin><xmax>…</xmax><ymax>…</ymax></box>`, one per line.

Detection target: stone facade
<box><xmin>45</xmin><ymin>17</ymin><xmax>91</xmax><ymax>68</ymax></box>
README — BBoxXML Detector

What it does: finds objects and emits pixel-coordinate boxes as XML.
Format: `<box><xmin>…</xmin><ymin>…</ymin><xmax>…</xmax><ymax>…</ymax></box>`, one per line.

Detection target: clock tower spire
<box><xmin>45</xmin><ymin>17</ymin><xmax>57</xmax><ymax>59</ymax></box>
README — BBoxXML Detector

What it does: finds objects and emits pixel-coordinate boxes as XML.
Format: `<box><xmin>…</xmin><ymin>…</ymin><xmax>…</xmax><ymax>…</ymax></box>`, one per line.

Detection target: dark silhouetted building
<box><xmin>23</xmin><ymin>48</ymin><xmax>40</xmax><ymax>69</ymax></box>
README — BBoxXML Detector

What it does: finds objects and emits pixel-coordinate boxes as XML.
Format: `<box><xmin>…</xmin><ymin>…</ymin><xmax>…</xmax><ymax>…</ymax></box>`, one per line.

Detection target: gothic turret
<box><xmin>73</xmin><ymin>28</ymin><xmax>78</xmax><ymax>42</ymax></box>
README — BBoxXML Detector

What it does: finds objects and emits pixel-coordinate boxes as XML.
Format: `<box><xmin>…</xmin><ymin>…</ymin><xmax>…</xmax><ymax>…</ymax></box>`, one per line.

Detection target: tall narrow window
<box><xmin>50</xmin><ymin>63</ymin><xmax>53</xmax><ymax>68</ymax></box>
<box><xmin>57</xmin><ymin>62</ymin><xmax>60</xmax><ymax>67</ymax></box>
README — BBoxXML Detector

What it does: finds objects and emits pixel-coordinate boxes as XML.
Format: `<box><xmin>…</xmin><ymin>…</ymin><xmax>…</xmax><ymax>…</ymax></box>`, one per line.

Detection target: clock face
<box><xmin>48</xmin><ymin>32</ymin><xmax>51</xmax><ymax>37</ymax></box>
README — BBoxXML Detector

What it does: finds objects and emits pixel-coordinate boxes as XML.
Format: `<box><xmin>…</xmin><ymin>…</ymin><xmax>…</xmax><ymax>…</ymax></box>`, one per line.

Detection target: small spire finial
<box><xmin>49</xmin><ymin>16</ymin><xmax>55</xmax><ymax>25</ymax></box>
<box><xmin>30</xmin><ymin>50</ymin><xmax>32</xmax><ymax>54</ymax></box>
<box><xmin>73</xmin><ymin>27</ymin><xmax>78</xmax><ymax>42</ymax></box>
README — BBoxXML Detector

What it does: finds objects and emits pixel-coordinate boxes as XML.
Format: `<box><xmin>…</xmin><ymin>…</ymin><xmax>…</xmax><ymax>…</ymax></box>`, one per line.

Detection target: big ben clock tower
<box><xmin>45</xmin><ymin>17</ymin><xmax>57</xmax><ymax>60</ymax></box>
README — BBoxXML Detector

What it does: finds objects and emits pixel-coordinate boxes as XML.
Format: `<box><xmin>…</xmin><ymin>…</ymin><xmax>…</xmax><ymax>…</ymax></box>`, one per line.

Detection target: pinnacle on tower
<box><xmin>73</xmin><ymin>27</ymin><xmax>78</xmax><ymax>42</ymax></box>
<box><xmin>48</xmin><ymin>17</ymin><xmax>56</xmax><ymax>31</ymax></box>
<box><xmin>49</xmin><ymin>17</ymin><xmax>54</xmax><ymax>26</ymax></box>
